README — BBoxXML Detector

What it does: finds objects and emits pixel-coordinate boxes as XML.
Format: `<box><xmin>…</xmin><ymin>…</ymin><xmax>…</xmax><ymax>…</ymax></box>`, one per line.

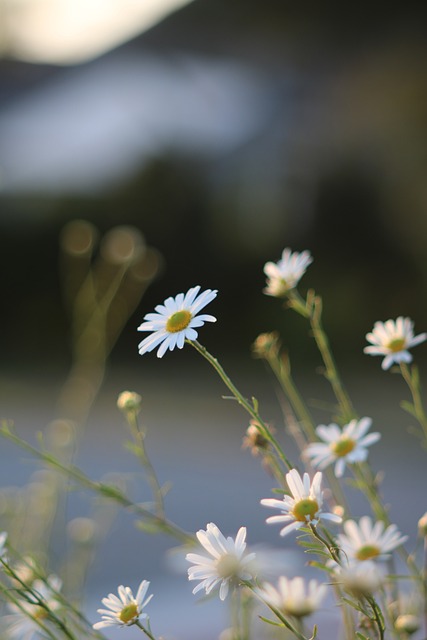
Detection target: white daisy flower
<box><xmin>364</xmin><ymin>317</ymin><xmax>427</xmax><ymax>370</ymax></box>
<box><xmin>337</xmin><ymin>516</ymin><xmax>407</xmax><ymax>563</ymax></box>
<box><xmin>333</xmin><ymin>559</ymin><xmax>383</xmax><ymax>596</ymax></box>
<box><xmin>259</xmin><ymin>576</ymin><xmax>327</xmax><ymax>618</ymax></box>
<box><xmin>93</xmin><ymin>580</ymin><xmax>153</xmax><ymax>629</ymax></box>
<box><xmin>138</xmin><ymin>285</ymin><xmax>217</xmax><ymax>358</ymax></box>
<box><xmin>0</xmin><ymin>531</ymin><xmax>8</xmax><ymax>563</ymax></box>
<box><xmin>186</xmin><ymin>522</ymin><xmax>256</xmax><ymax>601</ymax></box>
<box><xmin>5</xmin><ymin>575</ymin><xmax>62</xmax><ymax>640</ymax></box>
<box><xmin>263</xmin><ymin>248</ymin><xmax>313</xmax><ymax>297</ymax></box>
<box><xmin>304</xmin><ymin>417</ymin><xmax>381</xmax><ymax>478</ymax></box>
<box><xmin>261</xmin><ymin>469</ymin><xmax>342</xmax><ymax>537</ymax></box>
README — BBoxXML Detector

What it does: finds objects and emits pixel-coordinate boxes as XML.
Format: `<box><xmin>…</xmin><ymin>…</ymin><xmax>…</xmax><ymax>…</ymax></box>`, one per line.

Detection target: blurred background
<box><xmin>1</xmin><ymin>1</ymin><xmax>427</xmax><ymax>638</ymax></box>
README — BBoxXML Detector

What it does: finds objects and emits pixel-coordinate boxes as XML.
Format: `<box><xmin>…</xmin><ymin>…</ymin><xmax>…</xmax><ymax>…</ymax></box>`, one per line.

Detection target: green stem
<box><xmin>243</xmin><ymin>581</ymin><xmax>307</xmax><ymax>640</ymax></box>
<box><xmin>0</xmin><ymin>570</ymin><xmax>78</xmax><ymax>640</ymax></box>
<box><xmin>267</xmin><ymin>351</ymin><xmax>317</xmax><ymax>441</ymax></box>
<box><xmin>0</xmin><ymin>422</ymin><xmax>193</xmax><ymax>546</ymax></box>
<box><xmin>399</xmin><ymin>363</ymin><xmax>427</xmax><ymax>442</ymax></box>
<box><xmin>288</xmin><ymin>290</ymin><xmax>355</xmax><ymax>424</ymax></box>
<box><xmin>126</xmin><ymin>411</ymin><xmax>165</xmax><ymax>517</ymax></box>
<box><xmin>366</xmin><ymin>594</ymin><xmax>385</xmax><ymax>640</ymax></box>
<box><xmin>264</xmin><ymin>348</ymin><xmax>350</xmax><ymax>516</ymax></box>
<box><xmin>309</xmin><ymin>523</ymin><xmax>340</xmax><ymax>565</ymax></box>
<box><xmin>135</xmin><ymin>620</ymin><xmax>157</xmax><ymax>639</ymax></box>
<box><xmin>351</xmin><ymin>462</ymin><xmax>420</xmax><ymax>581</ymax></box>
<box><xmin>188</xmin><ymin>340</ymin><xmax>294</xmax><ymax>472</ymax></box>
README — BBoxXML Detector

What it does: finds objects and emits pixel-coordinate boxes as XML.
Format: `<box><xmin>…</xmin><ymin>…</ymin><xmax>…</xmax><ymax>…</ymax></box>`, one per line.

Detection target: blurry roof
<box><xmin>0</xmin><ymin>50</ymin><xmax>274</xmax><ymax>193</ymax></box>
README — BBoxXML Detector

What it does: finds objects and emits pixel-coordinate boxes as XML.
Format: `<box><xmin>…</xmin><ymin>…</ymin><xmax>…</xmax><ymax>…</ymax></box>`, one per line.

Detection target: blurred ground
<box><xmin>0</xmin><ymin>356</ymin><xmax>425</xmax><ymax>638</ymax></box>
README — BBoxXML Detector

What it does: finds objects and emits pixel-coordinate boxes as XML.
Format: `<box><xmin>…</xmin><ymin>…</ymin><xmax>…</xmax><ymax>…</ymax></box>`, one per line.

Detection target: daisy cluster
<box><xmin>127</xmin><ymin>248</ymin><xmax>426</xmax><ymax>635</ymax></box>
<box><xmin>2</xmin><ymin>245</ymin><xmax>427</xmax><ymax>640</ymax></box>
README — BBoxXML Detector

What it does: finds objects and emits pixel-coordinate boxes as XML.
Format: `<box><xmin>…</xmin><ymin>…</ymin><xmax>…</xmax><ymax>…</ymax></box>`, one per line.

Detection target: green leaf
<box><xmin>400</xmin><ymin>400</ymin><xmax>417</xmax><ymax>417</ymax></box>
<box><xmin>341</xmin><ymin>597</ymin><xmax>369</xmax><ymax>616</ymax></box>
<box><xmin>308</xmin><ymin>561</ymin><xmax>333</xmax><ymax>573</ymax></box>
<box><xmin>304</xmin><ymin>549</ymin><xmax>331</xmax><ymax>558</ymax></box>
<box><xmin>356</xmin><ymin>633</ymin><xmax>370</xmax><ymax>640</ymax></box>
<box><xmin>308</xmin><ymin>624</ymin><xmax>318</xmax><ymax>639</ymax></box>
<box><xmin>258</xmin><ymin>615</ymin><xmax>284</xmax><ymax>628</ymax></box>
<box><xmin>135</xmin><ymin>520</ymin><xmax>162</xmax><ymax>535</ymax></box>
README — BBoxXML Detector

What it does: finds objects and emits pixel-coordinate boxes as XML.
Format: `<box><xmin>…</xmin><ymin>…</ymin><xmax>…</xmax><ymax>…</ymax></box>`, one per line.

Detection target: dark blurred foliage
<box><xmin>1</xmin><ymin>0</ymin><xmax>427</xmax><ymax>372</ymax></box>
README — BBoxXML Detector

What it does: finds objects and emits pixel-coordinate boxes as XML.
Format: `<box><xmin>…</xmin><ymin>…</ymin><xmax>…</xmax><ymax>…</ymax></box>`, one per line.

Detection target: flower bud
<box><xmin>252</xmin><ymin>332</ymin><xmax>280</xmax><ymax>359</ymax></box>
<box><xmin>418</xmin><ymin>512</ymin><xmax>427</xmax><ymax>536</ymax></box>
<box><xmin>395</xmin><ymin>614</ymin><xmax>420</xmax><ymax>635</ymax></box>
<box><xmin>117</xmin><ymin>391</ymin><xmax>142</xmax><ymax>414</ymax></box>
<box><xmin>242</xmin><ymin>420</ymin><xmax>270</xmax><ymax>456</ymax></box>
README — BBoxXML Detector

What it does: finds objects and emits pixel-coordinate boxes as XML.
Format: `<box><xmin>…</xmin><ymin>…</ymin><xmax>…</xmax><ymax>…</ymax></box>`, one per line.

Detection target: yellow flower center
<box><xmin>387</xmin><ymin>338</ymin><xmax>406</xmax><ymax>353</ymax></box>
<box><xmin>356</xmin><ymin>544</ymin><xmax>380</xmax><ymax>561</ymax></box>
<box><xmin>331</xmin><ymin>437</ymin><xmax>356</xmax><ymax>457</ymax></box>
<box><xmin>283</xmin><ymin>601</ymin><xmax>314</xmax><ymax>618</ymax></box>
<box><xmin>119</xmin><ymin>603</ymin><xmax>138</xmax><ymax>624</ymax></box>
<box><xmin>166</xmin><ymin>310</ymin><xmax>192</xmax><ymax>333</ymax></box>
<box><xmin>292</xmin><ymin>498</ymin><xmax>319</xmax><ymax>522</ymax></box>
<box><xmin>216</xmin><ymin>554</ymin><xmax>240</xmax><ymax>579</ymax></box>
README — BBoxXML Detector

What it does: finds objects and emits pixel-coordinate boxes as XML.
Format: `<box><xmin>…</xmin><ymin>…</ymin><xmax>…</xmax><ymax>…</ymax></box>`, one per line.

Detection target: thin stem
<box><xmin>126</xmin><ymin>410</ymin><xmax>165</xmax><ymax>517</ymax></box>
<box><xmin>268</xmin><ymin>351</ymin><xmax>317</xmax><ymax>441</ymax></box>
<box><xmin>0</xmin><ymin>422</ymin><xmax>193</xmax><ymax>545</ymax></box>
<box><xmin>424</xmin><ymin>536</ymin><xmax>427</xmax><ymax>638</ymax></box>
<box><xmin>135</xmin><ymin>620</ymin><xmax>158</xmax><ymax>639</ymax></box>
<box><xmin>365</xmin><ymin>594</ymin><xmax>385</xmax><ymax>640</ymax></box>
<box><xmin>309</xmin><ymin>523</ymin><xmax>340</xmax><ymax>565</ymax></box>
<box><xmin>399</xmin><ymin>363</ymin><xmax>427</xmax><ymax>442</ymax></box>
<box><xmin>263</xmin><ymin>348</ymin><xmax>350</xmax><ymax>515</ymax></box>
<box><xmin>188</xmin><ymin>340</ymin><xmax>294</xmax><ymax>472</ymax></box>
<box><xmin>351</xmin><ymin>462</ymin><xmax>420</xmax><ymax>584</ymax></box>
<box><xmin>0</xmin><ymin>570</ymin><xmax>78</xmax><ymax>640</ymax></box>
<box><xmin>243</xmin><ymin>581</ymin><xmax>307</xmax><ymax>640</ymax></box>
<box><xmin>288</xmin><ymin>290</ymin><xmax>355</xmax><ymax>424</ymax></box>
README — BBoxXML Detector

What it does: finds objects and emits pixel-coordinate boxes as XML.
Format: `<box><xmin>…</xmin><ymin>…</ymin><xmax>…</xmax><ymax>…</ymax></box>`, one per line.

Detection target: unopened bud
<box><xmin>252</xmin><ymin>332</ymin><xmax>280</xmax><ymax>359</ymax></box>
<box><xmin>117</xmin><ymin>391</ymin><xmax>142</xmax><ymax>414</ymax></box>
<box><xmin>395</xmin><ymin>614</ymin><xmax>420</xmax><ymax>635</ymax></box>
<box><xmin>242</xmin><ymin>420</ymin><xmax>272</xmax><ymax>456</ymax></box>
<box><xmin>418</xmin><ymin>512</ymin><xmax>427</xmax><ymax>536</ymax></box>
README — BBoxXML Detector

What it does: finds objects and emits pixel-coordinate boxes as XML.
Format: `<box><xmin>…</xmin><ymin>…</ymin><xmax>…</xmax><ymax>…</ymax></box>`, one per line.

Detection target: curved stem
<box><xmin>288</xmin><ymin>291</ymin><xmax>355</xmax><ymax>424</ymax></box>
<box><xmin>242</xmin><ymin>581</ymin><xmax>308</xmax><ymax>640</ymax></box>
<box><xmin>188</xmin><ymin>340</ymin><xmax>294</xmax><ymax>472</ymax></box>
<box><xmin>135</xmin><ymin>620</ymin><xmax>158</xmax><ymax>639</ymax></box>
<box><xmin>399</xmin><ymin>363</ymin><xmax>427</xmax><ymax>442</ymax></box>
<box><xmin>126</xmin><ymin>410</ymin><xmax>165</xmax><ymax>517</ymax></box>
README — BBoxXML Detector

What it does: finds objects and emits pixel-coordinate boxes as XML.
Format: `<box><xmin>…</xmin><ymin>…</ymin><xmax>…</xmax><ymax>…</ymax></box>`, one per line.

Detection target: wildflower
<box><xmin>252</xmin><ymin>331</ymin><xmax>281</xmax><ymax>358</ymax></box>
<box><xmin>186</xmin><ymin>523</ymin><xmax>256</xmax><ymax>601</ymax></box>
<box><xmin>259</xmin><ymin>576</ymin><xmax>327</xmax><ymax>618</ymax></box>
<box><xmin>117</xmin><ymin>391</ymin><xmax>142</xmax><ymax>413</ymax></box>
<box><xmin>364</xmin><ymin>317</ymin><xmax>427</xmax><ymax>370</ymax></box>
<box><xmin>242</xmin><ymin>420</ymin><xmax>271</xmax><ymax>457</ymax></box>
<box><xmin>9</xmin><ymin>556</ymin><xmax>39</xmax><ymax>587</ymax></box>
<box><xmin>390</xmin><ymin>592</ymin><xmax>422</xmax><ymax>635</ymax></box>
<box><xmin>337</xmin><ymin>516</ymin><xmax>407</xmax><ymax>562</ymax></box>
<box><xmin>261</xmin><ymin>469</ymin><xmax>342</xmax><ymax>537</ymax></box>
<box><xmin>395</xmin><ymin>614</ymin><xmax>420</xmax><ymax>635</ymax></box>
<box><xmin>263</xmin><ymin>248</ymin><xmax>312</xmax><ymax>297</ymax></box>
<box><xmin>138</xmin><ymin>285</ymin><xmax>217</xmax><ymax>358</ymax></box>
<box><xmin>418</xmin><ymin>512</ymin><xmax>427</xmax><ymax>537</ymax></box>
<box><xmin>304</xmin><ymin>417</ymin><xmax>381</xmax><ymax>478</ymax></box>
<box><xmin>0</xmin><ymin>531</ymin><xmax>8</xmax><ymax>563</ymax></box>
<box><xmin>93</xmin><ymin>580</ymin><xmax>153</xmax><ymax>629</ymax></box>
<box><xmin>333</xmin><ymin>560</ymin><xmax>383</xmax><ymax>597</ymax></box>
<box><xmin>5</xmin><ymin>575</ymin><xmax>62</xmax><ymax>639</ymax></box>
